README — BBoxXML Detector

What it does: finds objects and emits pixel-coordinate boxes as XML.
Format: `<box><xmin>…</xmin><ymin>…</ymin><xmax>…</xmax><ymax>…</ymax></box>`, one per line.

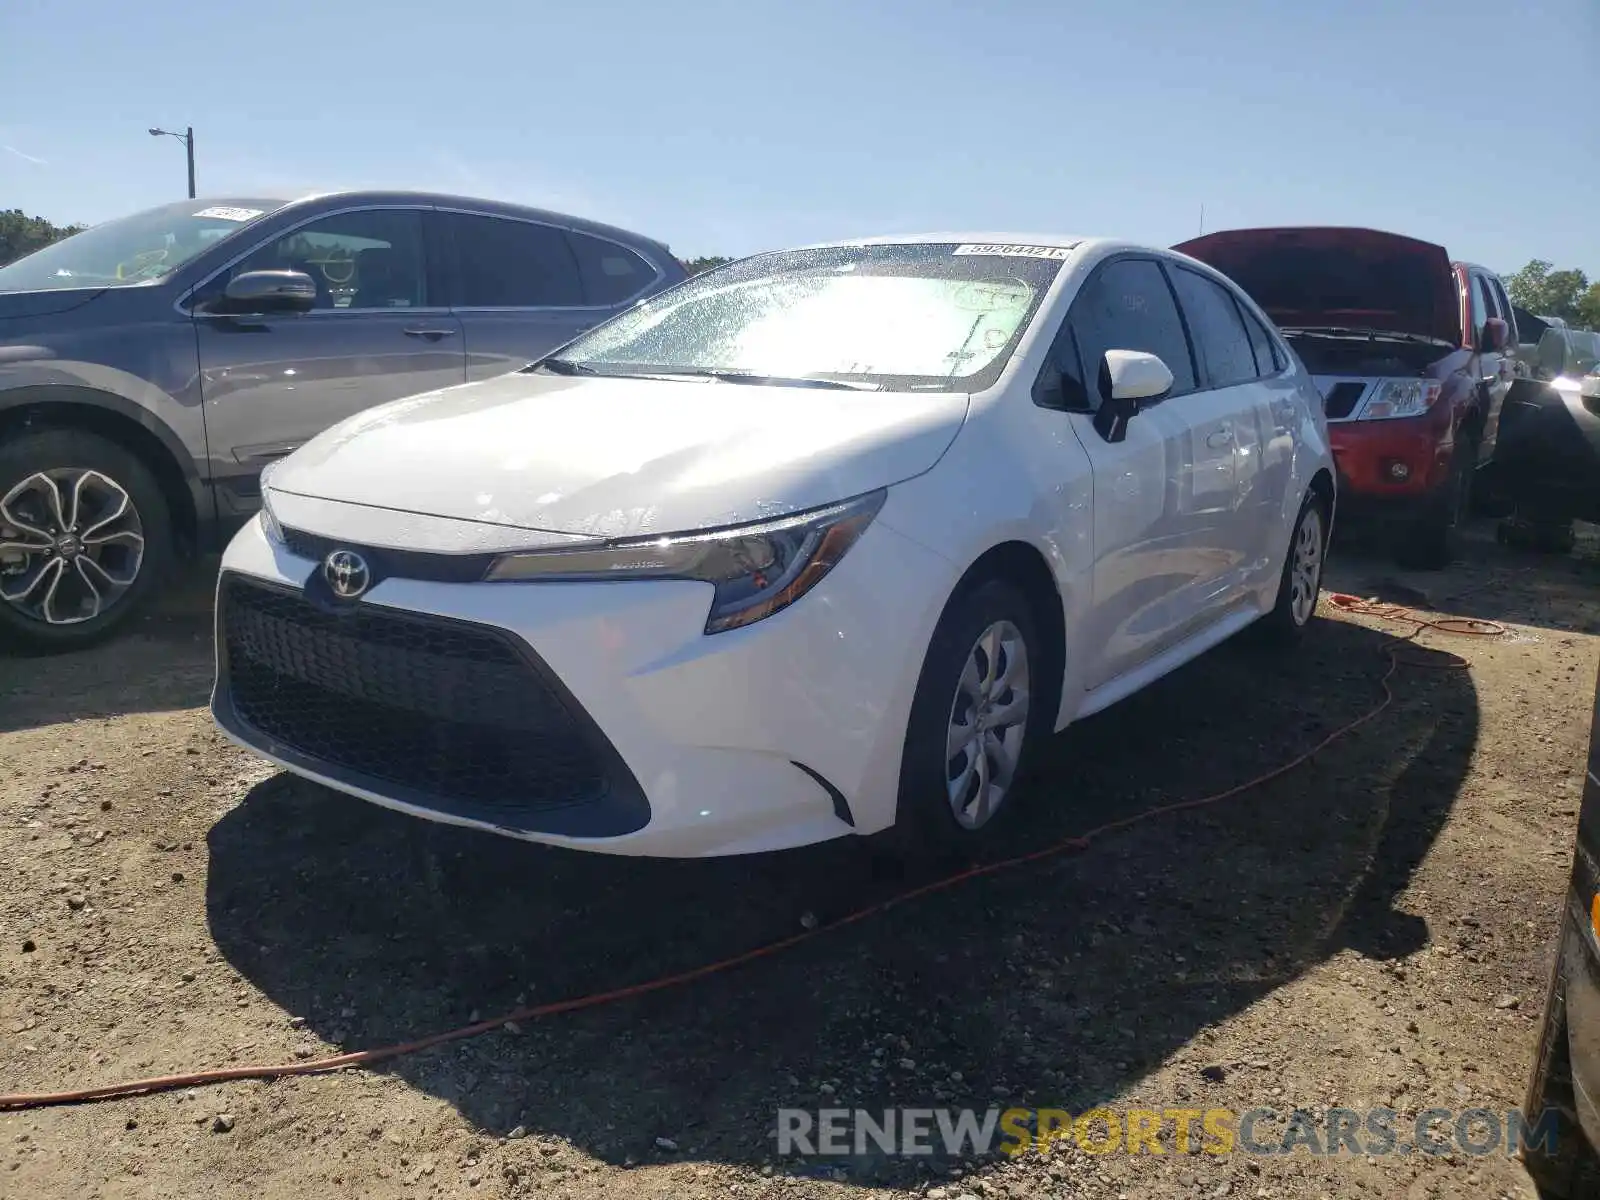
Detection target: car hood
<box><xmin>1173</xmin><ymin>227</ymin><xmax>1461</xmax><ymax>345</ymax></box>
<box><xmin>268</xmin><ymin>369</ymin><xmax>971</xmax><ymax>542</ymax></box>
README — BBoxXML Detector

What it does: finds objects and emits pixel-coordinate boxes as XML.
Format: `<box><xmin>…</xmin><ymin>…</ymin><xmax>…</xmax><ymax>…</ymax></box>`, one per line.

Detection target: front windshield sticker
<box><xmin>192</xmin><ymin>206</ymin><xmax>263</xmax><ymax>222</ymax></box>
<box><xmin>952</xmin><ymin>243</ymin><xmax>1074</xmax><ymax>260</ymax></box>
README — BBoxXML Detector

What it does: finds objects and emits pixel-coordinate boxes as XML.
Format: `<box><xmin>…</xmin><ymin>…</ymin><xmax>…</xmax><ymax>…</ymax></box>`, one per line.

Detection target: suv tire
<box><xmin>0</xmin><ymin>428</ymin><xmax>173</xmax><ymax>654</ymax></box>
<box><xmin>1397</xmin><ymin>439</ymin><xmax>1475</xmax><ymax>571</ymax></box>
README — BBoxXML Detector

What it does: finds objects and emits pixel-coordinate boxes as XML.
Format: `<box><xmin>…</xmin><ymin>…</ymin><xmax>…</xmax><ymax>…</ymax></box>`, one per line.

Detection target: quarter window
<box><xmin>1067</xmin><ymin>258</ymin><xmax>1196</xmax><ymax>405</ymax></box>
<box><xmin>228</xmin><ymin>208</ymin><xmax>428</xmax><ymax>310</ymax></box>
<box><xmin>1240</xmin><ymin>304</ymin><xmax>1282</xmax><ymax>375</ymax></box>
<box><xmin>449</xmin><ymin>214</ymin><xmax>584</xmax><ymax>308</ymax></box>
<box><xmin>1169</xmin><ymin>266</ymin><xmax>1258</xmax><ymax>388</ymax></box>
<box><xmin>568</xmin><ymin>232</ymin><xmax>654</xmax><ymax>306</ymax></box>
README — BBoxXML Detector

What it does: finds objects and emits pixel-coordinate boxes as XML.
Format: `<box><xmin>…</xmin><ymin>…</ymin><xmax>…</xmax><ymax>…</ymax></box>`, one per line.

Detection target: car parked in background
<box><xmin>0</xmin><ymin>191</ymin><xmax>686</xmax><ymax>651</ymax></box>
<box><xmin>1175</xmin><ymin>227</ymin><xmax>1514</xmax><ymax>567</ymax></box>
<box><xmin>1511</xmin><ymin>305</ymin><xmax>1564</xmax><ymax>377</ymax></box>
<box><xmin>212</xmin><ymin>234</ymin><xmax>1335</xmax><ymax>859</ymax></box>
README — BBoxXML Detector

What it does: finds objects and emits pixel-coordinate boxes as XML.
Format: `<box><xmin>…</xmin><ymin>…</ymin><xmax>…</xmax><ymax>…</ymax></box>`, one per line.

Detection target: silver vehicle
<box><xmin>0</xmin><ymin>191</ymin><xmax>685</xmax><ymax>651</ymax></box>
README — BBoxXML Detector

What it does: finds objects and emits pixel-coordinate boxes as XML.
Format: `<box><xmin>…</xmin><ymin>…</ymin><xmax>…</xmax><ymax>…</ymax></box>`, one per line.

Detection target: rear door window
<box><xmin>1168</xmin><ymin>266</ymin><xmax>1259</xmax><ymax>388</ymax></box>
<box><xmin>448</xmin><ymin>213</ymin><xmax>584</xmax><ymax>308</ymax></box>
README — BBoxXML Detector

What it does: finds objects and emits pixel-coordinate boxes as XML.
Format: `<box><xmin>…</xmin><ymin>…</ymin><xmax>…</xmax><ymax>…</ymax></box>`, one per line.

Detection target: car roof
<box><xmin>768</xmin><ymin>233</ymin><xmax>1158</xmax><ymax>262</ymax></box>
<box><xmin>267</xmin><ymin>189</ymin><xmax>676</xmax><ymax>256</ymax></box>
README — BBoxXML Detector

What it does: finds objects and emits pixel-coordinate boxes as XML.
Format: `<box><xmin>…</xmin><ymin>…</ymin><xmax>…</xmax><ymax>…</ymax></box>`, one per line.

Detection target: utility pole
<box><xmin>148</xmin><ymin>126</ymin><xmax>196</xmax><ymax>198</ymax></box>
<box><xmin>1198</xmin><ymin>203</ymin><xmax>1205</xmax><ymax>236</ymax></box>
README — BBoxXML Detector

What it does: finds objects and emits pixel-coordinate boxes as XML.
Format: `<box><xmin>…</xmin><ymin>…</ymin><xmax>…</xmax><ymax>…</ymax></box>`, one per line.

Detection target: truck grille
<box><xmin>217</xmin><ymin>575</ymin><xmax>617</xmax><ymax>822</ymax></box>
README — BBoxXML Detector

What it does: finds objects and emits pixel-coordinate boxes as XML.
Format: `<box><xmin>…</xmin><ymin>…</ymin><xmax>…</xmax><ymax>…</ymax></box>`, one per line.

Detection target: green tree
<box><xmin>0</xmin><ymin>210</ymin><xmax>85</xmax><ymax>267</ymax></box>
<box><xmin>1505</xmin><ymin>259</ymin><xmax>1591</xmax><ymax>324</ymax></box>
<box><xmin>1577</xmin><ymin>282</ymin><xmax>1600</xmax><ymax>333</ymax></box>
<box><xmin>682</xmin><ymin>255</ymin><xmax>732</xmax><ymax>275</ymax></box>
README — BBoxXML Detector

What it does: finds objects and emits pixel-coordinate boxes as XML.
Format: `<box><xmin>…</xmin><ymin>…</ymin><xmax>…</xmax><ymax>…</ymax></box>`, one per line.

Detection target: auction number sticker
<box><xmin>952</xmin><ymin>243</ymin><xmax>1074</xmax><ymax>260</ymax></box>
<box><xmin>193</xmin><ymin>206</ymin><xmax>264</xmax><ymax>222</ymax></box>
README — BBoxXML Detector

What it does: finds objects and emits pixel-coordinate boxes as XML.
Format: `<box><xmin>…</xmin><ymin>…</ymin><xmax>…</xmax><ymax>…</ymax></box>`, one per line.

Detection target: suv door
<box><xmin>1048</xmin><ymin>255</ymin><xmax>1238</xmax><ymax>690</ymax></box>
<box><xmin>191</xmin><ymin>206</ymin><xmax>465</xmax><ymax>518</ymax></box>
<box><xmin>440</xmin><ymin>212</ymin><xmax>662</xmax><ymax>382</ymax></box>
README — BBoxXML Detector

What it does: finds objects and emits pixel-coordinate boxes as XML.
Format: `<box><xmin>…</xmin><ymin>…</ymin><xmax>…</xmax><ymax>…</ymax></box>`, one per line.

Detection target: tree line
<box><xmin>3</xmin><ymin>210</ymin><xmax>1595</xmax><ymax>330</ymax></box>
<box><xmin>0</xmin><ymin>210</ymin><xmax>85</xmax><ymax>267</ymax></box>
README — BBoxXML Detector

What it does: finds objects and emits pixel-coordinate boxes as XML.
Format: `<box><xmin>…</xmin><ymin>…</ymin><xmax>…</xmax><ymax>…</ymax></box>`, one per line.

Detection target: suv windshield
<box><xmin>545</xmin><ymin>242</ymin><xmax>1069</xmax><ymax>392</ymax></box>
<box><xmin>0</xmin><ymin>198</ymin><xmax>287</xmax><ymax>293</ymax></box>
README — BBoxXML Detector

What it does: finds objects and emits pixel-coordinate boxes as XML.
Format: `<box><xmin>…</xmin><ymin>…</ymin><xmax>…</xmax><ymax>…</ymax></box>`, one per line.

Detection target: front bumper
<box><xmin>210</xmin><ymin>513</ymin><xmax>959</xmax><ymax>857</ymax></box>
<box><xmin>1327</xmin><ymin>416</ymin><xmax>1452</xmax><ymax>510</ymax></box>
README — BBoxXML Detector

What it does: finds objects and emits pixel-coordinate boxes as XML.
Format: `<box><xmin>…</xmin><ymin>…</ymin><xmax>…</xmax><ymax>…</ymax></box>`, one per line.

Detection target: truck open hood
<box><xmin>1173</xmin><ymin>227</ymin><xmax>1462</xmax><ymax>346</ymax></box>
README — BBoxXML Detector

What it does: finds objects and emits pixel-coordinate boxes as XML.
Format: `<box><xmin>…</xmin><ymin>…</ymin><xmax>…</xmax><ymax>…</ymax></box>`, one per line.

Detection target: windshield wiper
<box><xmin>661</xmin><ymin>369</ymin><xmax>883</xmax><ymax>391</ymax></box>
<box><xmin>531</xmin><ymin>357</ymin><xmax>601</xmax><ymax>376</ymax></box>
<box><xmin>1280</xmin><ymin>326</ymin><xmax>1449</xmax><ymax>346</ymax></box>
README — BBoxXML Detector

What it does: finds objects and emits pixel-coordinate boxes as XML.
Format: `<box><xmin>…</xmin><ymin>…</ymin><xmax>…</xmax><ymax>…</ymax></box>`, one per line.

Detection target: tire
<box><xmin>1254</xmin><ymin>489</ymin><xmax>1328</xmax><ymax>647</ymax></box>
<box><xmin>1522</xmin><ymin>918</ymin><xmax>1600</xmax><ymax>1197</ymax></box>
<box><xmin>0</xmin><ymin>428</ymin><xmax>173</xmax><ymax>654</ymax></box>
<box><xmin>1396</xmin><ymin>440</ymin><xmax>1474</xmax><ymax>571</ymax></box>
<box><xmin>877</xmin><ymin>579</ymin><xmax>1051</xmax><ymax>862</ymax></box>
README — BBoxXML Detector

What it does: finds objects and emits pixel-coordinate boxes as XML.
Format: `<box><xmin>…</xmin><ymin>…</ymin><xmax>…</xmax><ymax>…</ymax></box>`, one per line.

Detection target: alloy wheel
<box><xmin>1290</xmin><ymin>506</ymin><xmax>1324</xmax><ymax>627</ymax></box>
<box><xmin>946</xmin><ymin>619</ymin><xmax>1031</xmax><ymax>830</ymax></box>
<box><xmin>0</xmin><ymin>468</ymin><xmax>146</xmax><ymax>626</ymax></box>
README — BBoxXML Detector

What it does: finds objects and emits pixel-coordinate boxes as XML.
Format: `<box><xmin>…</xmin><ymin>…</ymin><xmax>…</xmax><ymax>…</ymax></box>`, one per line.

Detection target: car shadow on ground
<box><xmin>206</xmin><ymin>610</ymin><xmax>1476</xmax><ymax>1187</ymax></box>
<box><xmin>0</xmin><ymin>558</ymin><xmax>217</xmax><ymax>734</ymax></box>
<box><xmin>1328</xmin><ymin>518</ymin><xmax>1600</xmax><ymax>638</ymax></box>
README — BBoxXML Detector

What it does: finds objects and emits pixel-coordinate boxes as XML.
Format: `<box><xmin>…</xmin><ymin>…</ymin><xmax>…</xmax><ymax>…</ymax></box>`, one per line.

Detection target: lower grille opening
<box><xmin>218</xmin><ymin>575</ymin><xmax>628</xmax><ymax>825</ymax></box>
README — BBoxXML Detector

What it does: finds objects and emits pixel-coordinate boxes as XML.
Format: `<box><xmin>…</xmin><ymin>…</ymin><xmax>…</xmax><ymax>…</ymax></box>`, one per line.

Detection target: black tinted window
<box><xmin>231</xmin><ymin>208</ymin><xmax>427</xmax><ymax>310</ymax></box>
<box><xmin>1069</xmin><ymin>259</ymin><xmax>1195</xmax><ymax>403</ymax></box>
<box><xmin>568</xmin><ymin>232</ymin><xmax>654</xmax><ymax>306</ymax></box>
<box><xmin>1240</xmin><ymin>304</ymin><xmax>1280</xmax><ymax>374</ymax></box>
<box><xmin>1475</xmin><ymin>274</ymin><xmax>1501</xmax><ymax>325</ymax></box>
<box><xmin>1170</xmin><ymin>267</ymin><xmax>1258</xmax><ymax>388</ymax></box>
<box><xmin>450</xmin><ymin>214</ymin><xmax>582</xmax><ymax>307</ymax></box>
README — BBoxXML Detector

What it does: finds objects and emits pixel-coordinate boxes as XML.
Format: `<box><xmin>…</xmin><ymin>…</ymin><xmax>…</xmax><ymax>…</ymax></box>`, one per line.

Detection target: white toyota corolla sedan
<box><xmin>212</xmin><ymin>235</ymin><xmax>1335</xmax><ymax>858</ymax></box>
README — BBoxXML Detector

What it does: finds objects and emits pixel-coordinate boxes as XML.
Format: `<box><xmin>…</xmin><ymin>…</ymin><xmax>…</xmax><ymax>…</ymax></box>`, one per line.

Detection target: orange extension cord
<box><xmin>0</xmin><ymin>595</ymin><xmax>1506</xmax><ymax>1112</ymax></box>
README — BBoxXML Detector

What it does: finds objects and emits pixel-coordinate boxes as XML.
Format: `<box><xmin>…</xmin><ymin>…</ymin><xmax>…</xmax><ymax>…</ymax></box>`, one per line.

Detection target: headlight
<box><xmin>258</xmin><ymin>460</ymin><xmax>285</xmax><ymax>543</ymax></box>
<box><xmin>1354</xmin><ymin>380</ymin><xmax>1442</xmax><ymax>421</ymax></box>
<box><xmin>485</xmin><ymin>490</ymin><xmax>886</xmax><ymax>634</ymax></box>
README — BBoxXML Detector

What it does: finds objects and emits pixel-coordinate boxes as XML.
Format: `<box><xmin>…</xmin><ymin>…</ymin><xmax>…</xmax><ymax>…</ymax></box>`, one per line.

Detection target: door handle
<box><xmin>403</xmin><ymin>327</ymin><xmax>457</xmax><ymax>340</ymax></box>
<box><xmin>1206</xmin><ymin>428</ymin><xmax>1234</xmax><ymax>449</ymax></box>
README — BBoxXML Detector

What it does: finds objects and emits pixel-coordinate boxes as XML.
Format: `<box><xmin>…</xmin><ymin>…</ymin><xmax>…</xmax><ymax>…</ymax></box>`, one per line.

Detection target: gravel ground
<box><xmin>2</xmin><ymin>522</ymin><xmax>1598</xmax><ymax>1200</ymax></box>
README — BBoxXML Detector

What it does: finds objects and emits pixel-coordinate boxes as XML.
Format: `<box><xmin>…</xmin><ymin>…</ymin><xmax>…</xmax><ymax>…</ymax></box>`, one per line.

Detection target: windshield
<box><xmin>544</xmin><ymin>242</ymin><xmax>1069</xmax><ymax>392</ymax></box>
<box><xmin>1570</xmin><ymin>331</ymin><xmax>1600</xmax><ymax>375</ymax></box>
<box><xmin>0</xmin><ymin>198</ymin><xmax>287</xmax><ymax>293</ymax></box>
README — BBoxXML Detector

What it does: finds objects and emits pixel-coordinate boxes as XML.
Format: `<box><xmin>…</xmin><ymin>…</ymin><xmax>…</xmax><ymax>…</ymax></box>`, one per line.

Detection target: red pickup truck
<box><xmin>1175</xmin><ymin>227</ymin><xmax>1515</xmax><ymax>567</ymax></box>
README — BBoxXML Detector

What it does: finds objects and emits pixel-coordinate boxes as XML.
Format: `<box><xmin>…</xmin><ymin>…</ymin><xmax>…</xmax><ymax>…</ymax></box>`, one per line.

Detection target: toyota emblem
<box><xmin>322</xmin><ymin>549</ymin><xmax>371</xmax><ymax>599</ymax></box>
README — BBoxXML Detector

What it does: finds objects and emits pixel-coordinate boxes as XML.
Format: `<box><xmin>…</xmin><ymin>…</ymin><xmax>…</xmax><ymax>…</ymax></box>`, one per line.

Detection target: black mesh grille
<box><xmin>1322</xmin><ymin>381</ymin><xmax>1367</xmax><ymax>420</ymax></box>
<box><xmin>219</xmin><ymin>576</ymin><xmax>612</xmax><ymax>816</ymax></box>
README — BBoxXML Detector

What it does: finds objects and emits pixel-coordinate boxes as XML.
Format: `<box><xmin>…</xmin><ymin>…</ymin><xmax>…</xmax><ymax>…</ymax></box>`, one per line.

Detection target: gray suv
<box><xmin>0</xmin><ymin>191</ymin><xmax>686</xmax><ymax>651</ymax></box>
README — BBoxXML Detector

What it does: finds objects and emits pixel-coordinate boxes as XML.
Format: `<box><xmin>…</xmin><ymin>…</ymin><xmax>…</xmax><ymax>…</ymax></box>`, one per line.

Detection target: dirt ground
<box><xmin>2</xmin><ymin>522</ymin><xmax>1598</xmax><ymax>1200</ymax></box>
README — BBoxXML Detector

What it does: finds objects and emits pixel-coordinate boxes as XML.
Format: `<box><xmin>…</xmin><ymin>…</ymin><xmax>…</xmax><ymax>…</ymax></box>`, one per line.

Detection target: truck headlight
<box><xmin>1355</xmin><ymin>380</ymin><xmax>1442</xmax><ymax>421</ymax></box>
<box><xmin>485</xmin><ymin>490</ymin><xmax>886</xmax><ymax>634</ymax></box>
<box><xmin>258</xmin><ymin>461</ymin><xmax>285</xmax><ymax>544</ymax></box>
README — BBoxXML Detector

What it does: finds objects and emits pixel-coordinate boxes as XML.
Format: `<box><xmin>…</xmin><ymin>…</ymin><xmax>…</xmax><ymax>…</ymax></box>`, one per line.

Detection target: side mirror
<box><xmin>218</xmin><ymin>270</ymin><xmax>317</xmax><ymax>314</ymax></box>
<box><xmin>1480</xmin><ymin>317</ymin><xmax>1509</xmax><ymax>353</ymax></box>
<box><xmin>1093</xmin><ymin>349</ymin><xmax>1173</xmax><ymax>444</ymax></box>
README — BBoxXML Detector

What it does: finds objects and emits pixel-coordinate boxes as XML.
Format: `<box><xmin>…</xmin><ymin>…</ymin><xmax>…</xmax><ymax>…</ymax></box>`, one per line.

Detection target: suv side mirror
<box><xmin>1480</xmin><ymin>317</ymin><xmax>1509</xmax><ymax>353</ymax></box>
<box><xmin>1093</xmin><ymin>349</ymin><xmax>1173</xmax><ymax>443</ymax></box>
<box><xmin>218</xmin><ymin>270</ymin><xmax>317</xmax><ymax>315</ymax></box>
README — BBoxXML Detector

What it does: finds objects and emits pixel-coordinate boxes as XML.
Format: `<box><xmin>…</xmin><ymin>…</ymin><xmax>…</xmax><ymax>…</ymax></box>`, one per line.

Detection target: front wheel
<box><xmin>879</xmin><ymin>579</ymin><xmax>1051</xmax><ymax>860</ymax></box>
<box><xmin>0</xmin><ymin>429</ymin><xmax>173</xmax><ymax>653</ymax></box>
<box><xmin>1397</xmin><ymin>442</ymin><xmax>1474</xmax><ymax>571</ymax></box>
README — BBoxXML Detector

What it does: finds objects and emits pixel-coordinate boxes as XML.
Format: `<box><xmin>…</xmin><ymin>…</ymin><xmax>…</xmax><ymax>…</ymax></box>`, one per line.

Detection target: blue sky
<box><xmin>2</xmin><ymin>0</ymin><xmax>1595</xmax><ymax>277</ymax></box>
